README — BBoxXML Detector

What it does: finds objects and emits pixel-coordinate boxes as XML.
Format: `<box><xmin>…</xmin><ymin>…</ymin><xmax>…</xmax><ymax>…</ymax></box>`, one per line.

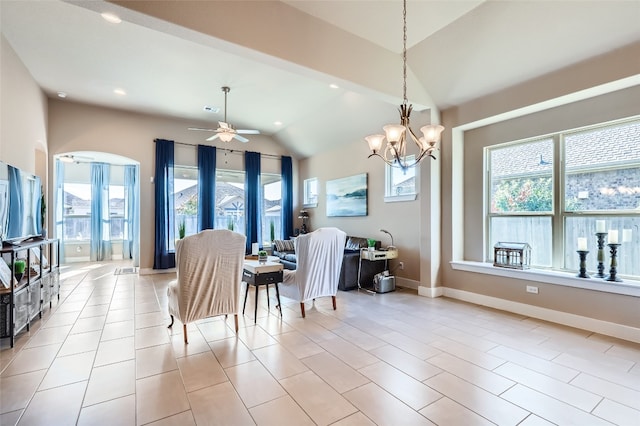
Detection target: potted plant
<box><xmin>40</xmin><ymin>186</ymin><xmax>47</xmax><ymax>238</ymax></box>
<box><xmin>270</xmin><ymin>220</ymin><xmax>275</xmax><ymax>243</ymax></box>
<box><xmin>13</xmin><ymin>259</ymin><xmax>26</xmax><ymax>282</ymax></box>
<box><xmin>178</xmin><ymin>219</ymin><xmax>186</xmax><ymax>239</ymax></box>
<box><xmin>227</xmin><ymin>218</ymin><xmax>235</xmax><ymax>231</ymax></box>
<box><xmin>258</xmin><ymin>250</ymin><xmax>268</xmax><ymax>264</ymax></box>
<box><xmin>367</xmin><ymin>238</ymin><xmax>377</xmax><ymax>251</ymax></box>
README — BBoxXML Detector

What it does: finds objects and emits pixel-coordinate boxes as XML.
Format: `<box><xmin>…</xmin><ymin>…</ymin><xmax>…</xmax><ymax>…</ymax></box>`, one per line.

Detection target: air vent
<box><xmin>203</xmin><ymin>105</ymin><xmax>220</xmax><ymax>113</ymax></box>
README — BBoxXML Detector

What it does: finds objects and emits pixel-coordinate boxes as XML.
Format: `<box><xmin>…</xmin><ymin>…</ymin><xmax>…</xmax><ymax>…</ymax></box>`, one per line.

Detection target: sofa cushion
<box><xmin>345</xmin><ymin>236</ymin><xmax>368</xmax><ymax>251</ymax></box>
<box><xmin>273</xmin><ymin>239</ymin><xmax>295</xmax><ymax>252</ymax></box>
<box><xmin>283</xmin><ymin>253</ymin><xmax>297</xmax><ymax>263</ymax></box>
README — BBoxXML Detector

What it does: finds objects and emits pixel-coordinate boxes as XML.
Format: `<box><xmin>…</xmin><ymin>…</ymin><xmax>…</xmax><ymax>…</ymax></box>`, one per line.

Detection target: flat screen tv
<box><xmin>0</xmin><ymin>161</ymin><xmax>42</xmax><ymax>243</ymax></box>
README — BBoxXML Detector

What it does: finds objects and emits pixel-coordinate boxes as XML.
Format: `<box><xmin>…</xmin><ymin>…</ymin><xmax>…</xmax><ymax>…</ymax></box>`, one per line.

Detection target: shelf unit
<box><xmin>0</xmin><ymin>238</ymin><xmax>60</xmax><ymax>347</ymax></box>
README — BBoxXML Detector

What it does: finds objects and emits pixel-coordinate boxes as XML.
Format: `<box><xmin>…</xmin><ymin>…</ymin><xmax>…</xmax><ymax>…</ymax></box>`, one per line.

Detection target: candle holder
<box><xmin>576</xmin><ymin>250</ymin><xmax>590</xmax><ymax>278</ymax></box>
<box><xmin>595</xmin><ymin>232</ymin><xmax>607</xmax><ymax>278</ymax></box>
<box><xmin>605</xmin><ymin>243</ymin><xmax>623</xmax><ymax>282</ymax></box>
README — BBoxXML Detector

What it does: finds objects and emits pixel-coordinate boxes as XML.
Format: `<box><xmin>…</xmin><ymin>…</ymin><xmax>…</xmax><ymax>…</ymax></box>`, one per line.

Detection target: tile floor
<box><xmin>1</xmin><ymin>262</ymin><xmax>639</xmax><ymax>425</ymax></box>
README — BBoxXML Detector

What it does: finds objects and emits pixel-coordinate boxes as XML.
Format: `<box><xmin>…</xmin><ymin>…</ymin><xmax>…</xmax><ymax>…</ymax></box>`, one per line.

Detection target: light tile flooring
<box><xmin>1</xmin><ymin>262</ymin><xmax>639</xmax><ymax>425</ymax></box>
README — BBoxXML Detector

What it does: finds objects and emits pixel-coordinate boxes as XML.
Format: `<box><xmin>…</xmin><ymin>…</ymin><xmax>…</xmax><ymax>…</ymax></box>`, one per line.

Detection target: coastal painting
<box><xmin>326</xmin><ymin>173</ymin><xmax>367</xmax><ymax>217</ymax></box>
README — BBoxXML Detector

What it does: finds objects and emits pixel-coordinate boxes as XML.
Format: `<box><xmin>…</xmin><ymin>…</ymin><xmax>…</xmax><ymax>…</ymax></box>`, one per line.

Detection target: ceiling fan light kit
<box><xmin>189</xmin><ymin>86</ymin><xmax>259</xmax><ymax>143</ymax></box>
<box><xmin>364</xmin><ymin>0</ymin><xmax>445</xmax><ymax>171</ymax></box>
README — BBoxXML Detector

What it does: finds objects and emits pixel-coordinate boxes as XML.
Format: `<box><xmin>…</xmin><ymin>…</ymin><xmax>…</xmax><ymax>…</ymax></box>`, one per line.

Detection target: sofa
<box><xmin>272</xmin><ymin>235</ymin><xmax>386</xmax><ymax>291</ymax></box>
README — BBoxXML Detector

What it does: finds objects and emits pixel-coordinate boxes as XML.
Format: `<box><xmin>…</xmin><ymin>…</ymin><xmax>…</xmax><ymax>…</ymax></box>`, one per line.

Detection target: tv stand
<box><xmin>0</xmin><ymin>239</ymin><xmax>60</xmax><ymax>347</ymax></box>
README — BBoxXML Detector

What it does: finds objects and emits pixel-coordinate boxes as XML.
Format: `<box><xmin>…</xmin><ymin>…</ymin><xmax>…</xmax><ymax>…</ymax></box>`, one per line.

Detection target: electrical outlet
<box><xmin>398</xmin><ymin>261</ymin><xmax>404</xmax><ymax>270</ymax></box>
<box><xmin>526</xmin><ymin>285</ymin><xmax>538</xmax><ymax>294</ymax></box>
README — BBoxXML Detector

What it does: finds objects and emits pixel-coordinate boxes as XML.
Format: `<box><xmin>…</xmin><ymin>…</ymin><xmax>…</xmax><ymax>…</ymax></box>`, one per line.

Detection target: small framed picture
<box><xmin>0</xmin><ymin>258</ymin><xmax>16</xmax><ymax>289</ymax></box>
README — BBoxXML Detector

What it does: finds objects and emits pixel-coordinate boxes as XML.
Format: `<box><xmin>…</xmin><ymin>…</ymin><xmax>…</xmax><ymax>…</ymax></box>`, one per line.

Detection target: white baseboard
<box><xmin>418</xmin><ymin>285</ymin><xmax>444</xmax><ymax>298</ymax></box>
<box><xmin>396</xmin><ymin>276</ymin><xmax>420</xmax><ymax>290</ymax></box>
<box><xmin>140</xmin><ymin>267</ymin><xmax>175</xmax><ymax>276</ymax></box>
<box><xmin>444</xmin><ymin>287</ymin><xmax>640</xmax><ymax>344</ymax></box>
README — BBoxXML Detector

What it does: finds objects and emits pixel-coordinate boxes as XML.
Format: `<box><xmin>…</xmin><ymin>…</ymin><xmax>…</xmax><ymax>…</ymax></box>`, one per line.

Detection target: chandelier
<box><xmin>364</xmin><ymin>0</ymin><xmax>444</xmax><ymax>170</ymax></box>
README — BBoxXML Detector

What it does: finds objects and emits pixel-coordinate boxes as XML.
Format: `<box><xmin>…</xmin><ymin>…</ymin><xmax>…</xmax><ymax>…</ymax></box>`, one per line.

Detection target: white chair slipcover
<box><xmin>279</xmin><ymin>227</ymin><xmax>347</xmax><ymax>317</ymax></box>
<box><xmin>167</xmin><ymin>229</ymin><xmax>246</xmax><ymax>343</ymax></box>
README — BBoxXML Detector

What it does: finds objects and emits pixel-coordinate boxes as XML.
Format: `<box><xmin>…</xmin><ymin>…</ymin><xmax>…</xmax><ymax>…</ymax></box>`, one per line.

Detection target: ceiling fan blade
<box><xmin>188</xmin><ymin>127</ymin><xmax>215</xmax><ymax>132</ymax></box>
<box><xmin>206</xmin><ymin>134</ymin><xmax>220</xmax><ymax>142</ymax></box>
<box><xmin>237</xmin><ymin>129</ymin><xmax>260</xmax><ymax>134</ymax></box>
<box><xmin>218</xmin><ymin>121</ymin><xmax>232</xmax><ymax>130</ymax></box>
<box><xmin>234</xmin><ymin>134</ymin><xmax>249</xmax><ymax>143</ymax></box>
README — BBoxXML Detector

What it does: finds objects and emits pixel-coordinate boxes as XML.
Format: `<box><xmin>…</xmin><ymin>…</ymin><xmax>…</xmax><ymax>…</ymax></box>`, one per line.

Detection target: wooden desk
<box><xmin>242</xmin><ymin>260</ymin><xmax>283</xmax><ymax>323</ymax></box>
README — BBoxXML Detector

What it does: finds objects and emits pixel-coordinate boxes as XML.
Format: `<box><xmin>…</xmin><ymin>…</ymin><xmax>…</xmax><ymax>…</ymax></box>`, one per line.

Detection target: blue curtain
<box><xmin>54</xmin><ymin>160</ymin><xmax>65</xmax><ymax>262</ymax></box>
<box><xmin>281</xmin><ymin>156</ymin><xmax>293</xmax><ymax>240</ymax></box>
<box><xmin>245</xmin><ymin>151</ymin><xmax>261</xmax><ymax>253</ymax></box>
<box><xmin>7</xmin><ymin>166</ymin><xmax>23</xmax><ymax>239</ymax></box>
<box><xmin>123</xmin><ymin>164</ymin><xmax>140</xmax><ymax>266</ymax></box>
<box><xmin>90</xmin><ymin>162</ymin><xmax>112</xmax><ymax>261</ymax></box>
<box><xmin>154</xmin><ymin>139</ymin><xmax>175</xmax><ymax>269</ymax></box>
<box><xmin>197</xmin><ymin>145</ymin><xmax>216</xmax><ymax>231</ymax></box>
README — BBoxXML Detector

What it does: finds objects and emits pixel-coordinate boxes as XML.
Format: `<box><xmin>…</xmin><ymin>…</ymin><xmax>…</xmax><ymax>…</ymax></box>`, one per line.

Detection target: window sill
<box><xmin>384</xmin><ymin>194</ymin><xmax>417</xmax><ymax>203</ymax></box>
<box><xmin>450</xmin><ymin>260</ymin><xmax>640</xmax><ymax>297</ymax></box>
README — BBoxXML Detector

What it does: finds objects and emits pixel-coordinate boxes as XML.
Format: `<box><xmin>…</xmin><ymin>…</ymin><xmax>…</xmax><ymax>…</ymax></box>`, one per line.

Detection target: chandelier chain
<box><xmin>402</xmin><ymin>0</ymin><xmax>408</xmax><ymax>104</ymax></box>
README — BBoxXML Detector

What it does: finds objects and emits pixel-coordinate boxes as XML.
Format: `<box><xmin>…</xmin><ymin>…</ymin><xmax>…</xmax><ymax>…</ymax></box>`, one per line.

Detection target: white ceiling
<box><xmin>2</xmin><ymin>0</ymin><xmax>639</xmax><ymax>159</ymax></box>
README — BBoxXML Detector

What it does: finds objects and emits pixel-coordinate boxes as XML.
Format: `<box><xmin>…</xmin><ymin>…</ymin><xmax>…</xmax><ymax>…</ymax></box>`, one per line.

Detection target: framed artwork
<box><xmin>0</xmin><ymin>258</ymin><xmax>15</xmax><ymax>289</ymax></box>
<box><xmin>326</xmin><ymin>173</ymin><xmax>367</xmax><ymax>217</ymax></box>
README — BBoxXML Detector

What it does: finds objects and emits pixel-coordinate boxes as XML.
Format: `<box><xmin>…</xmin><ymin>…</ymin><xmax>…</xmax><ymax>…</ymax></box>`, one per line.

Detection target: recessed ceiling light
<box><xmin>274</xmin><ymin>121</ymin><xmax>283</xmax><ymax>126</ymax></box>
<box><xmin>329</xmin><ymin>84</ymin><xmax>339</xmax><ymax>89</ymax></box>
<box><xmin>203</xmin><ymin>105</ymin><xmax>221</xmax><ymax>113</ymax></box>
<box><xmin>57</xmin><ymin>92</ymin><xmax>67</xmax><ymax>98</ymax></box>
<box><xmin>101</xmin><ymin>12</ymin><xmax>122</xmax><ymax>24</ymax></box>
<box><xmin>113</xmin><ymin>88</ymin><xmax>127</xmax><ymax>96</ymax></box>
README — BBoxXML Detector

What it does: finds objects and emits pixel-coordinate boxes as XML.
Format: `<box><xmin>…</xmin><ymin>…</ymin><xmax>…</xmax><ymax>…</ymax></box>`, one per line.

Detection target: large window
<box><xmin>261</xmin><ymin>173</ymin><xmax>282</xmax><ymax>246</ymax></box>
<box><xmin>215</xmin><ymin>169</ymin><xmax>245</xmax><ymax>234</ymax></box>
<box><xmin>487</xmin><ymin>118</ymin><xmax>640</xmax><ymax>277</ymax></box>
<box><xmin>174</xmin><ymin>166</ymin><xmax>198</xmax><ymax>240</ymax></box>
<box><xmin>385</xmin><ymin>155</ymin><xmax>417</xmax><ymax>202</ymax></box>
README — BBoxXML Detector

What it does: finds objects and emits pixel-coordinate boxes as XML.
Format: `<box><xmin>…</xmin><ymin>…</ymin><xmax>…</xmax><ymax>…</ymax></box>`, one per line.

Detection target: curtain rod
<box><xmin>154</xmin><ymin>139</ymin><xmax>284</xmax><ymax>160</ymax></box>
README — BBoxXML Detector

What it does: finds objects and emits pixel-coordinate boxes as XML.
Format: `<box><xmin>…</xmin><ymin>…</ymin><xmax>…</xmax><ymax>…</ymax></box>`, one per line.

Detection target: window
<box><xmin>487</xmin><ymin>118</ymin><xmax>640</xmax><ymax>277</ymax></box>
<box><xmin>303</xmin><ymin>177</ymin><xmax>318</xmax><ymax>207</ymax></box>
<box><xmin>261</xmin><ymin>173</ymin><xmax>282</xmax><ymax>246</ymax></box>
<box><xmin>215</xmin><ymin>169</ymin><xmax>245</xmax><ymax>234</ymax></box>
<box><xmin>174</xmin><ymin>166</ymin><xmax>198</xmax><ymax>240</ymax></box>
<box><xmin>384</xmin><ymin>155</ymin><xmax>417</xmax><ymax>202</ymax></box>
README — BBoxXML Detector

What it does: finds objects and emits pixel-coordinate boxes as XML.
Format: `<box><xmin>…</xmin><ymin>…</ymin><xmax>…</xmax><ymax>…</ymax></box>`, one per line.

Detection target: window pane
<box><xmin>109</xmin><ymin>185</ymin><xmax>124</xmax><ymax>240</ymax></box>
<box><xmin>303</xmin><ymin>178</ymin><xmax>318</xmax><ymax>206</ymax></box>
<box><xmin>262</xmin><ymin>173</ymin><xmax>281</xmax><ymax>245</ymax></box>
<box><xmin>565</xmin><ymin>121</ymin><xmax>640</xmax><ymax>211</ymax></box>
<box><xmin>565</xmin><ymin>216</ymin><xmax>640</xmax><ymax>276</ymax></box>
<box><xmin>490</xmin><ymin>139</ymin><xmax>553</xmax><ymax>213</ymax></box>
<box><xmin>216</xmin><ymin>169</ymin><xmax>245</xmax><ymax>235</ymax></box>
<box><xmin>174</xmin><ymin>166</ymin><xmax>198</xmax><ymax>239</ymax></box>
<box><xmin>386</xmin><ymin>155</ymin><xmax>416</xmax><ymax>197</ymax></box>
<box><xmin>63</xmin><ymin>182</ymin><xmax>92</xmax><ymax>240</ymax></box>
<box><xmin>490</xmin><ymin>216</ymin><xmax>552</xmax><ymax>267</ymax></box>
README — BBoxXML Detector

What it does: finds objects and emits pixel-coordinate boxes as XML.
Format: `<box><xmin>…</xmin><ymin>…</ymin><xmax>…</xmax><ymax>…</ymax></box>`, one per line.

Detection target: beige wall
<box><xmin>298</xmin><ymin>138</ymin><xmax>423</xmax><ymax>286</ymax></box>
<box><xmin>0</xmin><ymin>35</ymin><xmax>48</xmax><ymax>182</ymax></box>
<box><xmin>441</xmin><ymin>42</ymin><xmax>640</xmax><ymax>328</ymax></box>
<box><xmin>47</xmin><ymin>100</ymin><xmax>294</xmax><ymax>271</ymax></box>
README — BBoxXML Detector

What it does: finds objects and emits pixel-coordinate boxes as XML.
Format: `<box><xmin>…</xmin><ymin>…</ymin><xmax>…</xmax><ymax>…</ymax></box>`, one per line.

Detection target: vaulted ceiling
<box><xmin>2</xmin><ymin>0</ymin><xmax>639</xmax><ymax>158</ymax></box>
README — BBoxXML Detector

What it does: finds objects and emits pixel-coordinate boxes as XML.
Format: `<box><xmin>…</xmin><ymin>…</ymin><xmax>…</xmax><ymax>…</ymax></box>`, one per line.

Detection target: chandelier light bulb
<box><xmin>365</xmin><ymin>134</ymin><xmax>385</xmax><ymax>154</ymax></box>
<box><xmin>383</xmin><ymin>124</ymin><xmax>405</xmax><ymax>144</ymax></box>
<box><xmin>420</xmin><ymin>124</ymin><xmax>444</xmax><ymax>144</ymax></box>
<box><xmin>219</xmin><ymin>132</ymin><xmax>234</xmax><ymax>142</ymax></box>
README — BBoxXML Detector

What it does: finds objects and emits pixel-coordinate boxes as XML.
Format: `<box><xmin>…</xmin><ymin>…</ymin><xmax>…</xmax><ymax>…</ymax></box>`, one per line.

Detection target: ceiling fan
<box><xmin>189</xmin><ymin>86</ymin><xmax>259</xmax><ymax>143</ymax></box>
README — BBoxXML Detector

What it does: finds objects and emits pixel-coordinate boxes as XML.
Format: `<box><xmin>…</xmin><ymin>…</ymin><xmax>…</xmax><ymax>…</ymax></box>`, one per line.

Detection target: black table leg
<box><xmin>254</xmin><ymin>284</ymin><xmax>259</xmax><ymax>323</ymax></box>
<box><xmin>266</xmin><ymin>285</ymin><xmax>270</xmax><ymax>311</ymax></box>
<box><xmin>274</xmin><ymin>283</ymin><xmax>282</xmax><ymax>317</ymax></box>
<box><xmin>242</xmin><ymin>282</ymin><xmax>249</xmax><ymax>315</ymax></box>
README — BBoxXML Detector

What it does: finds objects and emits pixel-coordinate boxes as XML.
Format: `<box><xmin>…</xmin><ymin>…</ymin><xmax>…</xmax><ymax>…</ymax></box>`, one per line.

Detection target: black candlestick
<box><xmin>605</xmin><ymin>243</ymin><xmax>622</xmax><ymax>282</ymax></box>
<box><xmin>576</xmin><ymin>250</ymin><xmax>590</xmax><ymax>278</ymax></box>
<box><xmin>595</xmin><ymin>232</ymin><xmax>607</xmax><ymax>278</ymax></box>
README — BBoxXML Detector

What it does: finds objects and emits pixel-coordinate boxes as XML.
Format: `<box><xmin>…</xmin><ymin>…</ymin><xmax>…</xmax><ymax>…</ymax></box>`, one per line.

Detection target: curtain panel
<box><xmin>90</xmin><ymin>162</ymin><xmax>112</xmax><ymax>261</ymax></box>
<box><xmin>197</xmin><ymin>145</ymin><xmax>216</xmax><ymax>231</ymax></box>
<box><xmin>244</xmin><ymin>151</ymin><xmax>261</xmax><ymax>253</ymax></box>
<box><xmin>281</xmin><ymin>156</ymin><xmax>293</xmax><ymax>239</ymax></box>
<box><xmin>123</xmin><ymin>164</ymin><xmax>140</xmax><ymax>266</ymax></box>
<box><xmin>154</xmin><ymin>139</ymin><xmax>176</xmax><ymax>269</ymax></box>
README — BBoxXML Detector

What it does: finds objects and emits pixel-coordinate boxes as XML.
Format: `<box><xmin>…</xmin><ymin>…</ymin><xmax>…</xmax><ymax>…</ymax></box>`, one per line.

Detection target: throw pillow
<box><xmin>273</xmin><ymin>239</ymin><xmax>295</xmax><ymax>252</ymax></box>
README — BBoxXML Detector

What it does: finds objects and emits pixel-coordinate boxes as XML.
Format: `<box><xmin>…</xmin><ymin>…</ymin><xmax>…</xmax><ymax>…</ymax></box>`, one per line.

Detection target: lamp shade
<box><xmin>365</xmin><ymin>134</ymin><xmax>385</xmax><ymax>153</ymax></box>
<box><xmin>219</xmin><ymin>132</ymin><xmax>234</xmax><ymax>142</ymax></box>
<box><xmin>383</xmin><ymin>124</ymin><xmax>406</xmax><ymax>144</ymax></box>
<box><xmin>420</xmin><ymin>124</ymin><xmax>444</xmax><ymax>144</ymax></box>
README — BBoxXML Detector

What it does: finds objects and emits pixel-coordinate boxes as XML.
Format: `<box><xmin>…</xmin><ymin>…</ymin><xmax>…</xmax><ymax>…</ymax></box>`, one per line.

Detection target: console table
<box><xmin>0</xmin><ymin>238</ymin><xmax>60</xmax><ymax>347</ymax></box>
<box><xmin>242</xmin><ymin>260</ymin><xmax>283</xmax><ymax>323</ymax></box>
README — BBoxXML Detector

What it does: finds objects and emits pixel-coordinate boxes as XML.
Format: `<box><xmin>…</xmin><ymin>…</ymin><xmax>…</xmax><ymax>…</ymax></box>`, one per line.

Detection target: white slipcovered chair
<box><xmin>167</xmin><ymin>229</ymin><xmax>246</xmax><ymax>343</ymax></box>
<box><xmin>279</xmin><ymin>227</ymin><xmax>347</xmax><ymax>318</ymax></box>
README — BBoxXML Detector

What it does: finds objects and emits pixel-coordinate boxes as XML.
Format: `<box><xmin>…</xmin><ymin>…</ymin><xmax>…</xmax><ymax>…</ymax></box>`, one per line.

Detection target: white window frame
<box><xmin>384</xmin><ymin>155</ymin><xmax>418</xmax><ymax>203</ymax></box>
<box><xmin>303</xmin><ymin>177</ymin><xmax>318</xmax><ymax>208</ymax></box>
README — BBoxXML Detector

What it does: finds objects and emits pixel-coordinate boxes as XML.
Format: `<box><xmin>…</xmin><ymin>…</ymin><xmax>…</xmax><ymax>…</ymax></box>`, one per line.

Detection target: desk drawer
<box><xmin>243</xmin><ymin>270</ymin><xmax>283</xmax><ymax>286</ymax></box>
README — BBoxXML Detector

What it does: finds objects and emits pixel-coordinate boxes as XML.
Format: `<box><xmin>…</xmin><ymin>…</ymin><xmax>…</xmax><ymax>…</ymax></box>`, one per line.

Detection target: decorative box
<box><xmin>493</xmin><ymin>242</ymin><xmax>531</xmax><ymax>270</ymax></box>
